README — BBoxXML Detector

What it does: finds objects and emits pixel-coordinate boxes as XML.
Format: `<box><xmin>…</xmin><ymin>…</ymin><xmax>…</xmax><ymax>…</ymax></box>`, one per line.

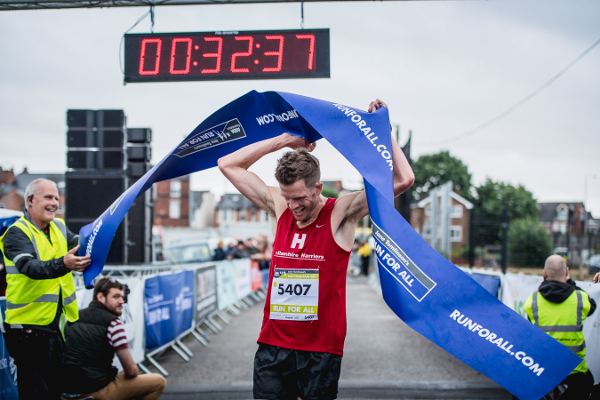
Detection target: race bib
<box><xmin>270</xmin><ymin>268</ymin><xmax>319</xmax><ymax>321</ymax></box>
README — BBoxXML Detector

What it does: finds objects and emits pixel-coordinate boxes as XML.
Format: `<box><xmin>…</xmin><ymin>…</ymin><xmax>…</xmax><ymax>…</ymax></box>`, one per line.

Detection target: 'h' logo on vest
<box><xmin>291</xmin><ymin>233</ymin><xmax>306</xmax><ymax>249</ymax></box>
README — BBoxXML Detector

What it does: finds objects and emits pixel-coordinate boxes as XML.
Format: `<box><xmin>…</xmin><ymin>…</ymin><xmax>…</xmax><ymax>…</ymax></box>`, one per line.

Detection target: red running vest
<box><xmin>257</xmin><ymin>198</ymin><xmax>351</xmax><ymax>356</ymax></box>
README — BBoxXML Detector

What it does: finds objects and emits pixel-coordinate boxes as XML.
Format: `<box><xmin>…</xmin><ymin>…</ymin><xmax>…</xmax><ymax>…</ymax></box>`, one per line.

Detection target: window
<box><xmin>424</xmin><ymin>204</ymin><xmax>431</xmax><ymax>216</ymax></box>
<box><xmin>450</xmin><ymin>226</ymin><xmax>462</xmax><ymax>242</ymax></box>
<box><xmin>556</xmin><ymin>205</ymin><xmax>568</xmax><ymax>220</ymax></box>
<box><xmin>240</xmin><ymin>208</ymin><xmax>246</xmax><ymax>221</ymax></box>
<box><xmin>170</xmin><ymin>180</ymin><xmax>181</xmax><ymax>198</ymax></box>
<box><xmin>553</xmin><ymin>221</ymin><xmax>567</xmax><ymax>234</ymax></box>
<box><xmin>169</xmin><ymin>200</ymin><xmax>181</xmax><ymax>219</ymax></box>
<box><xmin>451</xmin><ymin>205</ymin><xmax>463</xmax><ymax>219</ymax></box>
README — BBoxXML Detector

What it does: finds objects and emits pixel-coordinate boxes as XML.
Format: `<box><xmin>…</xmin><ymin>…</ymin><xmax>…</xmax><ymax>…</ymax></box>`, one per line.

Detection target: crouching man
<box><xmin>63</xmin><ymin>277</ymin><xmax>167</xmax><ymax>400</ymax></box>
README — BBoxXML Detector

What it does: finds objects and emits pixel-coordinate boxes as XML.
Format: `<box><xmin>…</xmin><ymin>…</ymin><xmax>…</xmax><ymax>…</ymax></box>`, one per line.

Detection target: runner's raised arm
<box><xmin>217</xmin><ymin>133</ymin><xmax>316</xmax><ymax>220</ymax></box>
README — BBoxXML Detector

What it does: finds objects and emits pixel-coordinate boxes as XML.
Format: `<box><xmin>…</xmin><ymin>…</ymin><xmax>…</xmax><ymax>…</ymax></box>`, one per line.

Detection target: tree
<box><xmin>508</xmin><ymin>218</ymin><xmax>552</xmax><ymax>267</ymax></box>
<box><xmin>321</xmin><ymin>185</ymin><xmax>338</xmax><ymax>198</ymax></box>
<box><xmin>411</xmin><ymin>151</ymin><xmax>473</xmax><ymax>201</ymax></box>
<box><xmin>473</xmin><ymin>179</ymin><xmax>539</xmax><ymax>246</ymax></box>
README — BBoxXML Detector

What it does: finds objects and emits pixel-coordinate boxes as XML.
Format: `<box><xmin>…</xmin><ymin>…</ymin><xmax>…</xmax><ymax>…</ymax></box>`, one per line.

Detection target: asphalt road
<box><xmin>149</xmin><ymin>276</ymin><xmax>510</xmax><ymax>399</ymax></box>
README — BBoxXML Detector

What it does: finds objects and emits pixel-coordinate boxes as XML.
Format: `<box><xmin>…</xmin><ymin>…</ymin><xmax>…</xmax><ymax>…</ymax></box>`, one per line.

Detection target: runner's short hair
<box><xmin>275</xmin><ymin>149</ymin><xmax>320</xmax><ymax>188</ymax></box>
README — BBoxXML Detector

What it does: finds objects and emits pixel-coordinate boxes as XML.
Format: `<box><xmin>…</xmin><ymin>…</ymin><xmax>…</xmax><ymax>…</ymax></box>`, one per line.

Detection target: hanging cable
<box><xmin>119</xmin><ymin>5</ymin><xmax>155</xmax><ymax>75</ymax></box>
<box><xmin>423</xmin><ymin>37</ymin><xmax>600</xmax><ymax>146</ymax></box>
<box><xmin>300</xmin><ymin>1</ymin><xmax>304</xmax><ymax>29</ymax></box>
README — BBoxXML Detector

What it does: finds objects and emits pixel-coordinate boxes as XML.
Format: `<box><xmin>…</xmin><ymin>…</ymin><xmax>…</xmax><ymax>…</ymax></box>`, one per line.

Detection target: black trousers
<box><xmin>3</xmin><ymin>327</ymin><xmax>66</xmax><ymax>400</ymax></box>
<box><xmin>558</xmin><ymin>370</ymin><xmax>594</xmax><ymax>400</ymax></box>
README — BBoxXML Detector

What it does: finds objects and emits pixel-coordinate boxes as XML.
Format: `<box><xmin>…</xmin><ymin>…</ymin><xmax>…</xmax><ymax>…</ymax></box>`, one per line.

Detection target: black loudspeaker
<box><xmin>65</xmin><ymin>172</ymin><xmax>127</xmax><ymax>218</ymax></box>
<box><xmin>128</xmin><ymin>190</ymin><xmax>153</xmax><ymax>263</ymax></box>
<box><xmin>67</xmin><ymin>110</ymin><xmax>125</xmax><ymax>130</ymax></box>
<box><xmin>127</xmin><ymin>162</ymin><xmax>151</xmax><ymax>179</ymax></box>
<box><xmin>65</xmin><ymin>172</ymin><xmax>128</xmax><ymax>264</ymax></box>
<box><xmin>95</xmin><ymin>110</ymin><xmax>126</xmax><ymax>129</ymax></box>
<box><xmin>67</xmin><ymin>150</ymin><xmax>125</xmax><ymax>170</ymax></box>
<box><xmin>127</xmin><ymin>145</ymin><xmax>151</xmax><ymax>162</ymax></box>
<box><xmin>67</xmin><ymin>110</ymin><xmax>95</xmax><ymax>129</ymax></box>
<box><xmin>67</xmin><ymin>130</ymin><xmax>124</xmax><ymax>149</ymax></box>
<box><xmin>127</xmin><ymin>128</ymin><xmax>152</xmax><ymax>144</ymax></box>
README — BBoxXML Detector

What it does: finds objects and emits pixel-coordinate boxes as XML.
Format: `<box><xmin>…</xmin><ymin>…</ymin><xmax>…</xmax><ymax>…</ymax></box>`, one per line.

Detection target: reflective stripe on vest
<box><xmin>7</xmin><ymin>294</ymin><xmax>60</xmax><ymax>309</ymax></box>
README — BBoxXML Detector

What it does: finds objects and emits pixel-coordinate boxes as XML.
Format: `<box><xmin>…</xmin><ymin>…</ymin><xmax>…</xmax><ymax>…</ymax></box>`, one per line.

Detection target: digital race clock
<box><xmin>124</xmin><ymin>29</ymin><xmax>330</xmax><ymax>83</ymax></box>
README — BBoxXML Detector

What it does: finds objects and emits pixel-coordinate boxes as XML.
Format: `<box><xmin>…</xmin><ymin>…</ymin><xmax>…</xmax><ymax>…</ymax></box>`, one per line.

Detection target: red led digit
<box><xmin>262</xmin><ymin>35</ymin><xmax>284</xmax><ymax>72</ymax></box>
<box><xmin>296</xmin><ymin>34</ymin><xmax>315</xmax><ymax>70</ymax></box>
<box><xmin>231</xmin><ymin>36</ymin><xmax>254</xmax><ymax>73</ymax></box>
<box><xmin>139</xmin><ymin>38</ymin><xmax>162</xmax><ymax>75</ymax></box>
<box><xmin>169</xmin><ymin>37</ymin><xmax>192</xmax><ymax>75</ymax></box>
<box><xmin>201</xmin><ymin>37</ymin><xmax>223</xmax><ymax>74</ymax></box>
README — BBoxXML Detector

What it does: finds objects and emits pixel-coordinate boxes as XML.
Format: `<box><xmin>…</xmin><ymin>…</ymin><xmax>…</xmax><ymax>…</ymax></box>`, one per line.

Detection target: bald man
<box><xmin>524</xmin><ymin>255</ymin><xmax>596</xmax><ymax>399</ymax></box>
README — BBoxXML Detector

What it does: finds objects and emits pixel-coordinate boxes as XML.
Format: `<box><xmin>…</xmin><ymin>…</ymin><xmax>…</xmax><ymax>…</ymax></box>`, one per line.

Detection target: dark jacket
<box><xmin>538</xmin><ymin>279</ymin><xmax>597</xmax><ymax>315</ymax></box>
<box><xmin>63</xmin><ymin>303</ymin><xmax>119</xmax><ymax>394</ymax></box>
<box><xmin>212</xmin><ymin>247</ymin><xmax>226</xmax><ymax>261</ymax></box>
<box><xmin>2</xmin><ymin>211</ymin><xmax>78</xmax><ymax>280</ymax></box>
<box><xmin>2</xmin><ymin>211</ymin><xmax>78</xmax><ymax>331</ymax></box>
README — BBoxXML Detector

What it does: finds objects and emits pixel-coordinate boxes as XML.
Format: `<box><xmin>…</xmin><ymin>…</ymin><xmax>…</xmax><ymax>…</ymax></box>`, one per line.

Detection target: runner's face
<box><xmin>280</xmin><ymin>180</ymin><xmax>321</xmax><ymax>223</ymax></box>
<box><xmin>99</xmin><ymin>288</ymin><xmax>125</xmax><ymax>316</ymax></box>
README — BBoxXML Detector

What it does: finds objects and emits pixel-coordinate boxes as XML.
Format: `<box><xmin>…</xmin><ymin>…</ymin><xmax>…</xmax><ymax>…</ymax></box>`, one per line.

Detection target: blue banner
<box><xmin>144</xmin><ymin>271</ymin><xmax>194</xmax><ymax>351</ymax></box>
<box><xmin>0</xmin><ymin>299</ymin><xmax>18</xmax><ymax>399</ymax></box>
<box><xmin>82</xmin><ymin>90</ymin><xmax>580</xmax><ymax>399</ymax></box>
<box><xmin>471</xmin><ymin>273</ymin><xmax>502</xmax><ymax>297</ymax></box>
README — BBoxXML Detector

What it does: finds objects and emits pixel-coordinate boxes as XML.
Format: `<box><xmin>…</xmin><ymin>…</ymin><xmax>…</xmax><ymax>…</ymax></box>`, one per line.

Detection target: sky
<box><xmin>0</xmin><ymin>0</ymin><xmax>599</xmax><ymax>216</ymax></box>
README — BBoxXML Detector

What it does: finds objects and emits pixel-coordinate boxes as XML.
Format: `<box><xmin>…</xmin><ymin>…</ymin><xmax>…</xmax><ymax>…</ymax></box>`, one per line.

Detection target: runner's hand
<box><xmin>281</xmin><ymin>133</ymin><xmax>316</xmax><ymax>152</ymax></box>
<box><xmin>64</xmin><ymin>245</ymin><xmax>91</xmax><ymax>272</ymax></box>
<box><xmin>368</xmin><ymin>99</ymin><xmax>388</xmax><ymax>113</ymax></box>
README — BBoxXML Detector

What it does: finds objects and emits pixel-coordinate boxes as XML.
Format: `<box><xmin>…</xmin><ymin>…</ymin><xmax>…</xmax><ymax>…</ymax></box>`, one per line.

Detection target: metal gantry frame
<box><xmin>0</xmin><ymin>0</ymin><xmax>411</xmax><ymax>11</ymax></box>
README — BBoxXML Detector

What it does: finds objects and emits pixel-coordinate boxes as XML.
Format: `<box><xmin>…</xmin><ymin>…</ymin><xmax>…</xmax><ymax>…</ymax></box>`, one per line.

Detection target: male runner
<box><xmin>218</xmin><ymin>99</ymin><xmax>414</xmax><ymax>400</ymax></box>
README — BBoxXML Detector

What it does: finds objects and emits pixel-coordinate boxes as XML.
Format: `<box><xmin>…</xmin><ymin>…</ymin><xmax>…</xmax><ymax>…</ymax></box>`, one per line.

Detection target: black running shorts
<box><xmin>253</xmin><ymin>343</ymin><xmax>342</xmax><ymax>400</ymax></box>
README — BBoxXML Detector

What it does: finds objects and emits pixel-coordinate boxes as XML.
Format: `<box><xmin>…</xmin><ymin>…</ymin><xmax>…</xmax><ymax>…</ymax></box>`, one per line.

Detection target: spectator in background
<box><xmin>63</xmin><ymin>277</ymin><xmax>166</xmax><ymax>399</ymax></box>
<box><xmin>357</xmin><ymin>239</ymin><xmax>371</xmax><ymax>276</ymax></box>
<box><xmin>245</xmin><ymin>239</ymin><xmax>258</xmax><ymax>256</ymax></box>
<box><xmin>232</xmin><ymin>241</ymin><xmax>250</xmax><ymax>259</ymax></box>
<box><xmin>212</xmin><ymin>240</ymin><xmax>226</xmax><ymax>261</ymax></box>
<box><xmin>252</xmin><ymin>241</ymin><xmax>272</xmax><ymax>271</ymax></box>
<box><xmin>225</xmin><ymin>242</ymin><xmax>236</xmax><ymax>260</ymax></box>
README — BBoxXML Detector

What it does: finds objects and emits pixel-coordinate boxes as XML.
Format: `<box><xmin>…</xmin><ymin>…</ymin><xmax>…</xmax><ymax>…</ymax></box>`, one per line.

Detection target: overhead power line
<box><xmin>424</xmin><ymin>37</ymin><xmax>600</xmax><ymax>147</ymax></box>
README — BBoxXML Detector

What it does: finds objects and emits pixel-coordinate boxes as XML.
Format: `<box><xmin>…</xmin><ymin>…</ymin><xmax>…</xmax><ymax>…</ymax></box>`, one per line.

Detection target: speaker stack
<box><xmin>126</xmin><ymin>128</ymin><xmax>153</xmax><ymax>264</ymax></box>
<box><xmin>65</xmin><ymin>110</ymin><xmax>154</xmax><ymax>264</ymax></box>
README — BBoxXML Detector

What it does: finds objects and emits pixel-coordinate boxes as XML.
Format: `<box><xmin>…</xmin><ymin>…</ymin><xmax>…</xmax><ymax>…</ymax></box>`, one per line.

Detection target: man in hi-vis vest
<box><xmin>0</xmin><ymin>178</ymin><xmax>91</xmax><ymax>399</ymax></box>
<box><xmin>524</xmin><ymin>255</ymin><xmax>596</xmax><ymax>400</ymax></box>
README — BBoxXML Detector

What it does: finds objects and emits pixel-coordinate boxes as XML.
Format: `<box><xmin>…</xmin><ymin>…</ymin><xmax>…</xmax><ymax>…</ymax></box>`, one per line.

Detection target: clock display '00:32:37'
<box><xmin>124</xmin><ymin>29</ymin><xmax>330</xmax><ymax>83</ymax></box>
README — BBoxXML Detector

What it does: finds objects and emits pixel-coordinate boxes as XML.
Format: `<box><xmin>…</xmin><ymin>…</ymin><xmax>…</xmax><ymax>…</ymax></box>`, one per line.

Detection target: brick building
<box><xmin>153</xmin><ymin>176</ymin><xmax>190</xmax><ymax>227</ymax></box>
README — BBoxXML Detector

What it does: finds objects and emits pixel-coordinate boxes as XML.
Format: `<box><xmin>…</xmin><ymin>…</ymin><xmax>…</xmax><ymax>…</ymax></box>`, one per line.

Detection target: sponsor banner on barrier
<box><xmin>251</xmin><ymin>260</ymin><xmax>262</xmax><ymax>292</ymax></box>
<box><xmin>75</xmin><ymin>276</ymin><xmax>146</xmax><ymax>368</ymax></box>
<box><xmin>194</xmin><ymin>265</ymin><xmax>218</xmax><ymax>323</ymax></box>
<box><xmin>0</xmin><ymin>299</ymin><xmax>18</xmax><ymax>399</ymax></box>
<box><xmin>233</xmin><ymin>259</ymin><xmax>252</xmax><ymax>300</ymax></box>
<box><xmin>216</xmin><ymin>261</ymin><xmax>237</xmax><ymax>310</ymax></box>
<box><xmin>502</xmin><ymin>272</ymin><xmax>600</xmax><ymax>383</ymax></box>
<box><xmin>145</xmin><ymin>271</ymin><xmax>194</xmax><ymax>351</ymax></box>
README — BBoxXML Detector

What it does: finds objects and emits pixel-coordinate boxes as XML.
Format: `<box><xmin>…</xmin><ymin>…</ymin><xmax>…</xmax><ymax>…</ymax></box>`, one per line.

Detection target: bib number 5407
<box><xmin>277</xmin><ymin>283</ymin><xmax>311</xmax><ymax>296</ymax></box>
